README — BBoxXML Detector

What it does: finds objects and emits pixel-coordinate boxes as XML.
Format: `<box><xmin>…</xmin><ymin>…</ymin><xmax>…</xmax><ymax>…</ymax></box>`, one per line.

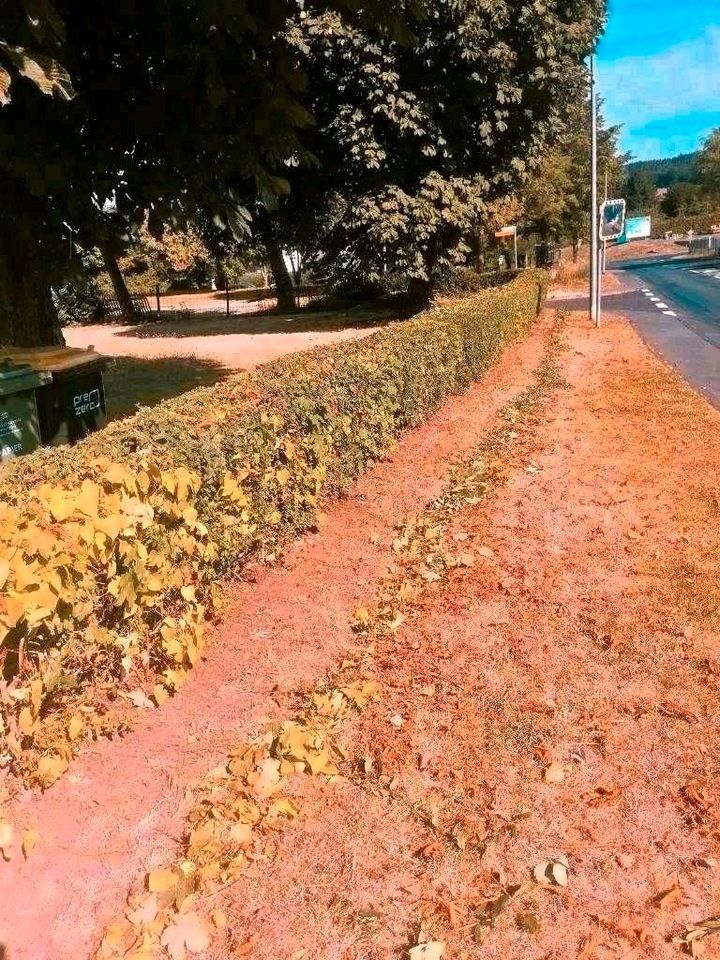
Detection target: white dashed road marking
<box><xmin>641</xmin><ymin>287</ymin><xmax>680</xmax><ymax>321</ymax></box>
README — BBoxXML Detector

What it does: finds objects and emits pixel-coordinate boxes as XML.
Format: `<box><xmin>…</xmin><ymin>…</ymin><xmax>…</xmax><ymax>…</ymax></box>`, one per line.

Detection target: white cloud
<box><xmin>597</xmin><ymin>27</ymin><xmax>720</xmax><ymax>132</ymax></box>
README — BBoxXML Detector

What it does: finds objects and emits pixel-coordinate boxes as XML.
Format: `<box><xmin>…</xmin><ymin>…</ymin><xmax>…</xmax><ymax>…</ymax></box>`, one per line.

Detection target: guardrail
<box><xmin>688</xmin><ymin>235</ymin><xmax>720</xmax><ymax>256</ymax></box>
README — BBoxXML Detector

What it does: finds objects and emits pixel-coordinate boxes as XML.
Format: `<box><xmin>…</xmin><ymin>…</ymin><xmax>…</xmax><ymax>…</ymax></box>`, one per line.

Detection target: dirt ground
<box><xmin>64</xmin><ymin>306</ymin><xmax>393</xmax><ymax>370</ymax></box>
<box><xmin>2</xmin><ymin>303</ymin><xmax>720</xmax><ymax>960</ymax></box>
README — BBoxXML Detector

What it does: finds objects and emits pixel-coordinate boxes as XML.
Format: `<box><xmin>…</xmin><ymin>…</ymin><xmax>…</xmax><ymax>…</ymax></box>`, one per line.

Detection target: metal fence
<box><xmin>155</xmin><ymin>283</ymin><xmax>325</xmax><ymax>318</ymax></box>
<box><xmin>688</xmin><ymin>235</ymin><xmax>720</xmax><ymax>257</ymax></box>
<box><xmin>101</xmin><ymin>293</ymin><xmax>155</xmax><ymax>319</ymax></box>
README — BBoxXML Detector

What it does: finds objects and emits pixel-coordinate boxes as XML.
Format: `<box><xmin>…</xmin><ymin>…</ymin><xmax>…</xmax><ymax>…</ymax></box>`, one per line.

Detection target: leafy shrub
<box><xmin>0</xmin><ymin>274</ymin><xmax>545</xmax><ymax>786</ymax></box>
<box><xmin>237</xmin><ymin>270</ymin><xmax>268</xmax><ymax>289</ymax></box>
<box><xmin>436</xmin><ymin>266</ymin><xmax>528</xmax><ymax>294</ymax></box>
<box><xmin>651</xmin><ymin>211</ymin><xmax>720</xmax><ymax>238</ymax></box>
<box><xmin>53</xmin><ymin>275</ymin><xmax>103</xmax><ymax>326</ymax></box>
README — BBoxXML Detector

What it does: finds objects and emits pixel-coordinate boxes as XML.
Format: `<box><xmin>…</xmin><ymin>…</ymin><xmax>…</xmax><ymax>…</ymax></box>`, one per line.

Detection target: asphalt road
<box><xmin>616</xmin><ymin>253</ymin><xmax>720</xmax><ymax>348</ymax></box>
<box><xmin>552</xmin><ymin>253</ymin><xmax>720</xmax><ymax>409</ymax></box>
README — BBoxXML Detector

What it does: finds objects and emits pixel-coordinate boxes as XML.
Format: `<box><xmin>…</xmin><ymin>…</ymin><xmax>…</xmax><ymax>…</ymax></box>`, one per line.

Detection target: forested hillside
<box><xmin>626</xmin><ymin>152</ymin><xmax>699</xmax><ymax>187</ymax></box>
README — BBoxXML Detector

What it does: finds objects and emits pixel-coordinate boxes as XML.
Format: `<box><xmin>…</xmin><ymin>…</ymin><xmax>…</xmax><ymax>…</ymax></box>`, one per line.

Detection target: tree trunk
<box><xmin>407</xmin><ymin>276</ymin><xmax>432</xmax><ymax>310</ymax></box>
<box><xmin>266</xmin><ymin>238</ymin><xmax>296</xmax><ymax>312</ymax></box>
<box><xmin>99</xmin><ymin>239</ymin><xmax>136</xmax><ymax>320</ymax></box>
<box><xmin>0</xmin><ymin>236</ymin><xmax>64</xmax><ymax>348</ymax></box>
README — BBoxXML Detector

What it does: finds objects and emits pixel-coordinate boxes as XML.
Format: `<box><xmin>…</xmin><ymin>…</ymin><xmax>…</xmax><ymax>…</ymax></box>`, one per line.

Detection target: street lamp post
<box><xmin>590</xmin><ymin>56</ymin><xmax>599</xmax><ymax>328</ymax></box>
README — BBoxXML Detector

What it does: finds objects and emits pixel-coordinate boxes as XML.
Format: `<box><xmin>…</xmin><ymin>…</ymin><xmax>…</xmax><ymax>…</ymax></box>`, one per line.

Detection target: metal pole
<box><xmin>225</xmin><ymin>279</ymin><xmax>230</xmax><ymax>316</ymax></box>
<box><xmin>155</xmin><ymin>284</ymin><xmax>161</xmax><ymax>316</ymax></box>
<box><xmin>513</xmin><ymin>227</ymin><xmax>518</xmax><ymax>270</ymax></box>
<box><xmin>590</xmin><ymin>56</ymin><xmax>599</xmax><ymax>327</ymax></box>
<box><xmin>601</xmin><ymin>171</ymin><xmax>608</xmax><ymax>275</ymax></box>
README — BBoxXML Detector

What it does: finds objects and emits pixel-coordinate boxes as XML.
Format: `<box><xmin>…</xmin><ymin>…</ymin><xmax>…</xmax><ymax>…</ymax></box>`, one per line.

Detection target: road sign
<box><xmin>623</xmin><ymin>216</ymin><xmax>651</xmax><ymax>242</ymax></box>
<box><xmin>494</xmin><ymin>225</ymin><xmax>518</xmax><ymax>269</ymax></box>
<box><xmin>599</xmin><ymin>199</ymin><xmax>626</xmax><ymax>241</ymax></box>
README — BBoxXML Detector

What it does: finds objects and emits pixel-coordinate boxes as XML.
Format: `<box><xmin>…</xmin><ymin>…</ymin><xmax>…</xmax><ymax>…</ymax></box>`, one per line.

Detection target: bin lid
<box><xmin>1</xmin><ymin>346</ymin><xmax>108</xmax><ymax>376</ymax></box>
<box><xmin>0</xmin><ymin>360</ymin><xmax>52</xmax><ymax>398</ymax></box>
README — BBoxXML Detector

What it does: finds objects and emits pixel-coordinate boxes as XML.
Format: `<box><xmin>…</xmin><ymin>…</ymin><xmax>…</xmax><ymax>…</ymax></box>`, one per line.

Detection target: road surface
<box><xmin>615</xmin><ymin>253</ymin><xmax>720</xmax><ymax>348</ymax></box>
<box><xmin>554</xmin><ymin>252</ymin><xmax>720</xmax><ymax>408</ymax></box>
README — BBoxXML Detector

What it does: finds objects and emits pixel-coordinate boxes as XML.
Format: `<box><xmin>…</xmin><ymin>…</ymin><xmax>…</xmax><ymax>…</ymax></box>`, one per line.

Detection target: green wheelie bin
<box><xmin>0</xmin><ymin>347</ymin><xmax>108</xmax><ymax>447</ymax></box>
<box><xmin>0</xmin><ymin>360</ymin><xmax>52</xmax><ymax>462</ymax></box>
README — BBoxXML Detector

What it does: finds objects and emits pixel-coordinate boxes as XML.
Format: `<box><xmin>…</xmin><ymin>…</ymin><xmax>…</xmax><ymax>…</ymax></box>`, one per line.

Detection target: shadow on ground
<box><xmin>103</xmin><ymin>356</ymin><xmax>231</xmax><ymax>421</ymax></box>
<box><xmin>116</xmin><ymin>306</ymin><xmax>399</xmax><ymax>340</ymax></box>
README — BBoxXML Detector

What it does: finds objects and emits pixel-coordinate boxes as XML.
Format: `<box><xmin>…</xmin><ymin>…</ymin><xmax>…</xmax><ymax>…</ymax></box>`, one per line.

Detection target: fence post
<box><xmin>225</xmin><ymin>279</ymin><xmax>230</xmax><ymax>316</ymax></box>
<box><xmin>155</xmin><ymin>285</ymin><xmax>161</xmax><ymax>316</ymax></box>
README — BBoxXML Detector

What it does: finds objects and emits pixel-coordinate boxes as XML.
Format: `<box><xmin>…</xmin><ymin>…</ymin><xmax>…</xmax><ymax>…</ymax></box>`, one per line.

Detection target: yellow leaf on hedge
<box><xmin>67</xmin><ymin>715</ymin><xmax>84</xmax><ymax>741</ymax></box>
<box><xmin>0</xmin><ymin>594</ymin><xmax>25</xmax><ymax>629</ymax></box>
<box><xmin>104</xmin><ymin>463</ymin><xmax>132</xmax><ymax>487</ymax></box>
<box><xmin>47</xmin><ymin>490</ymin><xmax>77</xmax><ymax>522</ymax></box>
<box><xmin>30</xmin><ymin>678</ymin><xmax>43</xmax><ymax>712</ymax></box>
<box><xmin>18</xmin><ymin>706</ymin><xmax>35</xmax><ymax>735</ymax></box>
<box><xmin>180</xmin><ymin>585</ymin><xmax>196</xmax><ymax>602</ymax></box>
<box><xmin>75</xmin><ymin>479</ymin><xmax>100</xmax><ymax>517</ymax></box>
<box><xmin>0</xmin><ymin>557</ymin><xmax>9</xmax><ymax>589</ymax></box>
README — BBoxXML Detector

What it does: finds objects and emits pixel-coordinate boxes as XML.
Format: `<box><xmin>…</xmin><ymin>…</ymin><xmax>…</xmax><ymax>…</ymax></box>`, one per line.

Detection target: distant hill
<box><xmin>626</xmin><ymin>152</ymin><xmax>699</xmax><ymax>188</ymax></box>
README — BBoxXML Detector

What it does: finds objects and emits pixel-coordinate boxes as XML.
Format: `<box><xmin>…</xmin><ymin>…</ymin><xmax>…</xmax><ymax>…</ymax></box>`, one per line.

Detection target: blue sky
<box><xmin>596</xmin><ymin>1</ymin><xmax>720</xmax><ymax>160</ymax></box>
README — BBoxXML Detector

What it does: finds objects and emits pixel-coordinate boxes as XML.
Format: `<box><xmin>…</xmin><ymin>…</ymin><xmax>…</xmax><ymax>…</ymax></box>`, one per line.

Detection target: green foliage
<box><xmin>697</xmin><ymin>129</ymin><xmax>720</xmax><ymax>199</ymax></box>
<box><xmin>273</xmin><ymin>0</ymin><xmax>605</xmax><ymax>290</ymax></box>
<box><xmin>627</xmin><ymin>152</ymin><xmax>699</xmax><ymax>189</ymax></box>
<box><xmin>624</xmin><ymin>169</ymin><xmax>657</xmax><ymax>216</ymax></box>
<box><xmin>0</xmin><ymin>0</ymin><xmax>414</xmax><ymax>344</ymax></box>
<box><xmin>659</xmin><ymin>182</ymin><xmax>709</xmax><ymax>218</ymax></box>
<box><xmin>521</xmin><ymin>101</ymin><xmax>626</xmax><ymax>248</ymax></box>
<box><xmin>651</xmin><ymin>211</ymin><xmax>720</xmax><ymax>238</ymax></box>
<box><xmin>0</xmin><ymin>273</ymin><xmax>545</xmax><ymax>786</ymax></box>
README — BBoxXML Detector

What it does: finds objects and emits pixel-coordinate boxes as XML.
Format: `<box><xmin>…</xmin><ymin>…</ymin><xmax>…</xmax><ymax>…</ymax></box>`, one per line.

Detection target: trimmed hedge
<box><xmin>0</xmin><ymin>273</ymin><xmax>545</xmax><ymax>786</ymax></box>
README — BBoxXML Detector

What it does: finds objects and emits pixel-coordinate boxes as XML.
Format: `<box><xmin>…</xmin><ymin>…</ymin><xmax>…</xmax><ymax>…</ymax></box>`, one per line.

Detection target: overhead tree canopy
<box><xmin>266</xmin><ymin>0</ymin><xmax>606</xmax><ymax>297</ymax></box>
<box><xmin>697</xmin><ymin>128</ymin><xmax>720</xmax><ymax>199</ymax></box>
<box><xmin>1</xmin><ymin>0</ymin><xmax>606</xmax><ymax>343</ymax></box>
<box><xmin>521</xmin><ymin>101</ymin><xmax>626</xmax><ymax>254</ymax></box>
<box><xmin>0</xmin><ymin>0</ymin><xmax>419</xmax><ymax>344</ymax></box>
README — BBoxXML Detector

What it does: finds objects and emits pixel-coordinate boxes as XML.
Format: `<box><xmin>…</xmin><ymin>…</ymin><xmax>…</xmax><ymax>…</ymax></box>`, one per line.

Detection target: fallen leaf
<box><xmin>147</xmin><ymin>867</ymin><xmax>180</xmax><ymax>893</ymax></box>
<box><xmin>22</xmin><ymin>827</ymin><xmax>39</xmax><ymax>859</ymax></box>
<box><xmin>211</xmin><ymin>908</ymin><xmax>227</xmax><ymax>929</ymax></box>
<box><xmin>0</xmin><ymin>822</ymin><xmax>13</xmax><ymax>860</ymax></box>
<box><xmin>409</xmin><ymin>942</ymin><xmax>445</xmax><ymax>960</ymax></box>
<box><xmin>516</xmin><ymin>912</ymin><xmax>540</xmax><ymax>934</ymax></box>
<box><xmin>126</xmin><ymin>893</ymin><xmax>159</xmax><ymax>926</ymax></box>
<box><xmin>582</xmin><ymin>783</ymin><xmax>624</xmax><ymax>806</ymax></box>
<box><xmin>543</xmin><ymin>762</ymin><xmax>565</xmax><ymax>784</ymax></box>
<box><xmin>390</xmin><ymin>714</ymin><xmax>404</xmax><ymax>729</ymax></box>
<box><xmin>534</xmin><ymin>856</ymin><xmax>570</xmax><ymax>887</ymax></box>
<box><xmin>161</xmin><ymin>911</ymin><xmax>212</xmax><ymax>959</ymax></box>
<box><xmin>36</xmin><ymin>753</ymin><xmax>69</xmax><ymax>788</ymax></box>
<box><xmin>125</xmin><ymin>689</ymin><xmax>155</xmax><ymax>710</ymax></box>
<box><xmin>653</xmin><ymin>883</ymin><xmax>682</xmax><ymax>910</ymax></box>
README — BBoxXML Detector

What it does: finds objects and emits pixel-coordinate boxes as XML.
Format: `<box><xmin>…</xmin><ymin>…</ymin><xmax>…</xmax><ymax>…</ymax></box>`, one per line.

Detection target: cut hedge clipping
<box><xmin>0</xmin><ymin>272</ymin><xmax>545</xmax><ymax>787</ymax></box>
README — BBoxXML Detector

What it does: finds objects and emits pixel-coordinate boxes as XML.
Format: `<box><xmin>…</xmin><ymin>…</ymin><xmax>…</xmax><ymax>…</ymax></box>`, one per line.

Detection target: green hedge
<box><xmin>651</xmin><ymin>211</ymin><xmax>720</xmax><ymax>239</ymax></box>
<box><xmin>0</xmin><ymin>273</ymin><xmax>545</xmax><ymax>785</ymax></box>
